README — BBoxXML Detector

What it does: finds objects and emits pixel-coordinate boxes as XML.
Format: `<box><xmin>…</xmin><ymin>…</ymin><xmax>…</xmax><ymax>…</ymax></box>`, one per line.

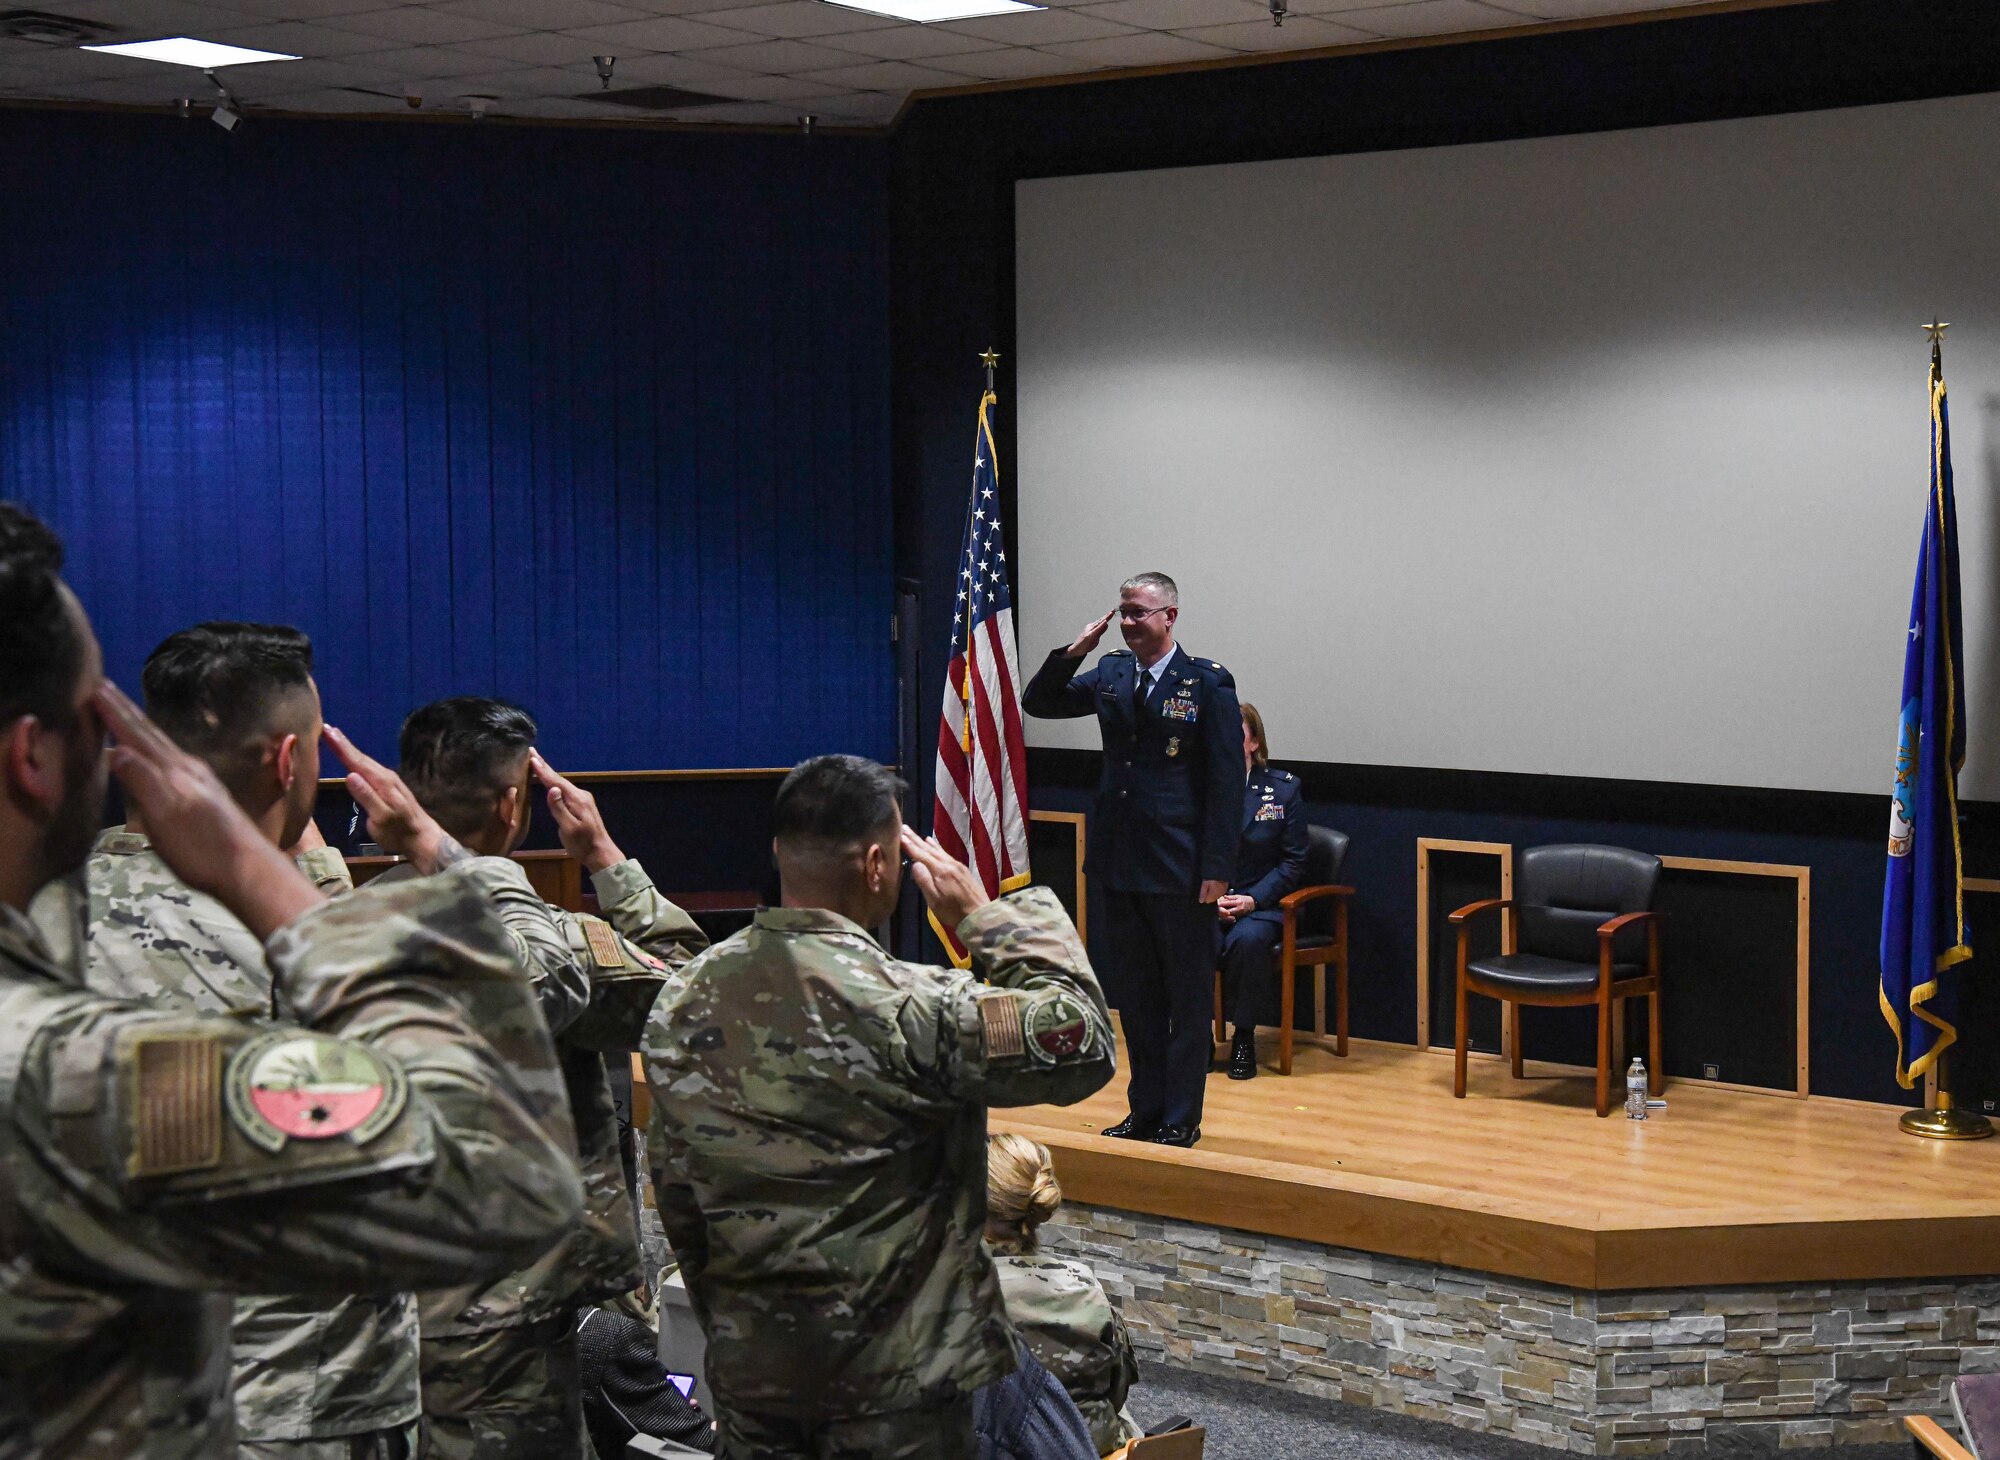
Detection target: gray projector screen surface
<box><xmin>1014</xmin><ymin>92</ymin><xmax>2000</xmax><ymax>798</ymax></box>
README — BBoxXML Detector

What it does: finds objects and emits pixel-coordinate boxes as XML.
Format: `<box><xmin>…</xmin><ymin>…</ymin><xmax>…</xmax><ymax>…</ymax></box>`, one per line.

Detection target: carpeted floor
<box><xmin>1124</xmin><ymin>1362</ymin><xmax>1911</xmax><ymax>1460</ymax></box>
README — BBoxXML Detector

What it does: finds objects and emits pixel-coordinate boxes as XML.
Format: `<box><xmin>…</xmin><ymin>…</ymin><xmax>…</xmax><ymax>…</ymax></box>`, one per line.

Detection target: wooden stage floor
<box><xmin>993</xmin><ymin>1033</ymin><xmax>2000</xmax><ymax>1291</ymax></box>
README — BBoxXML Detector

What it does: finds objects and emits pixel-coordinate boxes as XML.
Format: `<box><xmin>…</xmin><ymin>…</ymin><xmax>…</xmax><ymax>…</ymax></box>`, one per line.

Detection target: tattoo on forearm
<box><xmin>425</xmin><ymin>835</ymin><xmax>473</xmax><ymax>874</ymax></box>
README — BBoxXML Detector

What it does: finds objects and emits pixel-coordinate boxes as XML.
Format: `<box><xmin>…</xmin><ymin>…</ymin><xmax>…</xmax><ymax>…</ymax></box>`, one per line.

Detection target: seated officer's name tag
<box><xmin>1254</xmin><ymin>803</ymin><xmax>1285</xmax><ymax>822</ymax></box>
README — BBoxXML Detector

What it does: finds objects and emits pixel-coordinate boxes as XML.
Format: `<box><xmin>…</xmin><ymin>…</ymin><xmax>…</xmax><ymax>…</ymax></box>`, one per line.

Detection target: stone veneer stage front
<box><xmin>995</xmin><ymin>1037</ymin><xmax>2000</xmax><ymax>1454</ymax></box>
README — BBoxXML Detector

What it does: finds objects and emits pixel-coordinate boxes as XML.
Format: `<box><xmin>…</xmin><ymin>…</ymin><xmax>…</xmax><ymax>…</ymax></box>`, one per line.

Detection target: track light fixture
<box><xmin>203</xmin><ymin>66</ymin><xmax>243</xmax><ymax>129</ymax></box>
<box><xmin>1269</xmin><ymin>0</ymin><xmax>1286</xmax><ymax>24</ymax></box>
<box><xmin>592</xmin><ymin>55</ymin><xmax>615</xmax><ymax>89</ymax></box>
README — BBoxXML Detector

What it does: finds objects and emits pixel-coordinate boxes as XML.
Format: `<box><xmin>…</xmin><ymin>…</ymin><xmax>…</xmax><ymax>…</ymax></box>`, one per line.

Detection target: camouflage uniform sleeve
<box><xmin>590</xmin><ymin>860</ymin><xmax>709</xmax><ymax>971</ymax></box>
<box><xmin>11</xmin><ymin>868</ymin><xmax>583</xmax><ymax>1295</ymax></box>
<box><xmin>895</xmin><ymin>886</ymin><xmax>1114</xmax><ymax>1108</ymax></box>
<box><xmin>454</xmin><ymin>856</ymin><xmax>590</xmax><ymax>1037</ymax></box>
<box><xmin>294</xmin><ymin>845</ymin><xmax>355</xmax><ymax>896</ymax></box>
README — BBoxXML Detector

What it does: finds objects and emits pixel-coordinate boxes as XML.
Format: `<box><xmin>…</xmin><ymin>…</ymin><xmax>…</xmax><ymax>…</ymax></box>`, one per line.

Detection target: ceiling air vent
<box><xmin>0</xmin><ymin>8</ymin><xmax>115</xmax><ymax>42</ymax></box>
<box><xmin>574</xmin><ymin>85</ymin><xmax>733</xmax><ymax>111</ymax></box>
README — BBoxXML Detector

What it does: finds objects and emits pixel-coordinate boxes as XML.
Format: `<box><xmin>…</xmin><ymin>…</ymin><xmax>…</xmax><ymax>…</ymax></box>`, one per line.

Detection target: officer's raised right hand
<box><xmin>1065</xmin><ymin>608</ymin><xmax>1117</xmax><ymax>658</ymax></box>
<box><xmin>97</xmin><ymin>680</ymin><xmax>323</xmax><ymax>939</ymax></box>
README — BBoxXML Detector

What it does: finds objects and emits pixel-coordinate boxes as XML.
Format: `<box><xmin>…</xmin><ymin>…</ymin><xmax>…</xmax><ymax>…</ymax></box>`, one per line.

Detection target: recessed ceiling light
<box><xmin>823</xmin><ymin>0</ymin><xmax>1041</xmax><ymax>21</ymax></box>
<box><xmin>83</xmin><ymin>36</ymin><xmax>300</xmax><ymax>67</ymax></box>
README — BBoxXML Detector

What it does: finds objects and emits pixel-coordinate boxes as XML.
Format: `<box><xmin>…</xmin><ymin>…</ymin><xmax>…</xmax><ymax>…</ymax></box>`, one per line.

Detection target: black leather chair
<box><xmin>1213</xmin><ymin>824</ymin><xmax>1353</xmax><ymax>1074</ymax></box>
<box><xmin>1448</xmin><ymin>843</ymin><xmax>1662</xmax><ymax>1116</ymax></box>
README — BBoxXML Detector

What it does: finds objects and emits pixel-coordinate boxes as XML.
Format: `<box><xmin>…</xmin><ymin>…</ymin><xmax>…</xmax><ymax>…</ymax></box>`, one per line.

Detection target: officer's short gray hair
<box><xmin>1121</xmin><ymin>571</ymin><xmax>1178</xmax><ymax>607</ymax></box>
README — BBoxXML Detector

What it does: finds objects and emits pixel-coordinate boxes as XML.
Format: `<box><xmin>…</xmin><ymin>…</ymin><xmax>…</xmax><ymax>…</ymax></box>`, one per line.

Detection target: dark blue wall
<box><xmin>0</xmin><ymin>111</ymin><xmax>894</xmax><ymax>770</ymax></box>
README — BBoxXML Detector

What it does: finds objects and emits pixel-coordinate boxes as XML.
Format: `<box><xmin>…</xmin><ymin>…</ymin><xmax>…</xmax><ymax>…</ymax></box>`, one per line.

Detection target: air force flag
<box><xmin>1879</xmin><ymin>353</ymin><xmax>1971</xmax><ymax>1089</ymax></box>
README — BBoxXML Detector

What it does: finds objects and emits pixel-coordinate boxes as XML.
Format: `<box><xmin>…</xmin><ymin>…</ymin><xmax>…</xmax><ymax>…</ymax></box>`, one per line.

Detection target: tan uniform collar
<box><xmin>92</xmin><ymin>827</ymin><xmax>150</xmax><ymax>856</ymax></box>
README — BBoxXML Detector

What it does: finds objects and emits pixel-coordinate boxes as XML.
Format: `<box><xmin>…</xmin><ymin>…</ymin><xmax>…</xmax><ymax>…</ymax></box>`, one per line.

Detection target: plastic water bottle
<box><xmin>1625</xmin><ymin>1058</ymin><xmax>1648</xmax><ymax>1119</ymax></box>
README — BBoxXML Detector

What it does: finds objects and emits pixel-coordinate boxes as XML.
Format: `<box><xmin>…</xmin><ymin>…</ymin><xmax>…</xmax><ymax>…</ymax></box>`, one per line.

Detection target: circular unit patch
<box><xmin>225</xmin><ymin>1032</ymin><xmax>408</xmax><ymax>1154</ymax></box>
<box><xmin>1024</xmin><ymin>994</ymin><xmax>1092</xmax><ymax>1062</ymax></box>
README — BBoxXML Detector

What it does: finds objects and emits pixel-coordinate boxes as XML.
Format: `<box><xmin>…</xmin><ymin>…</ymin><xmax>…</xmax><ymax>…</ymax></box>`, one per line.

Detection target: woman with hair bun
<box><xmin>985</xmin><ymin>1133</ymin><xmax>1143</xmax><ymax>1455</ymax></box>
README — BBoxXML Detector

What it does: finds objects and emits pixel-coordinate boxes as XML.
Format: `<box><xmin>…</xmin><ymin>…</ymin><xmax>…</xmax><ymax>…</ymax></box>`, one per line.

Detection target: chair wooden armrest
<box><xmin>1596</xmin><ymin>909</ymin><xmax>1660</xmax><ymax>938</ymax></box>
<box><xmin>1906</xmin><ymin>1415</ymin><xmax>1975</xmax><ymax>1460</ymax></box>
<box><xmin>1278</xmin><ymin>883</ymin><xmax>1354</xmax><ymax>911</ymax></box>
<box><xmin>1114</xmin><ymin>1428</ymin><xmax>1204</xmax><ymax>1459</ymax></box>
<box><xmin>1448</xmin><ymin>897</ymin><xmax>1513</xmax><ymax>925</ymax></box>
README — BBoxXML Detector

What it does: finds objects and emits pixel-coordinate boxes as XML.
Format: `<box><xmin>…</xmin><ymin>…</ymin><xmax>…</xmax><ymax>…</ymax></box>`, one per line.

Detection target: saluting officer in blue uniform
<box><xmin>1217</xmin><ymin>701</ymin><xmax>1309</xmax><ymax>1081</ymax></box>
<box><xmin>1022</xmin><ymin>571</ymin><xmax>1243</xmax><ymax>1147</ymax></box>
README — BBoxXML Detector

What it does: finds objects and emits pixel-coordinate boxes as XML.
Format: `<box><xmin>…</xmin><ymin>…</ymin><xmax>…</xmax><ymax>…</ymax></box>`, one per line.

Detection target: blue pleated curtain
<box><xmin>0</xmin><ymin>111</ymin><xmax>893</xmax><ymax>769</ymax></box>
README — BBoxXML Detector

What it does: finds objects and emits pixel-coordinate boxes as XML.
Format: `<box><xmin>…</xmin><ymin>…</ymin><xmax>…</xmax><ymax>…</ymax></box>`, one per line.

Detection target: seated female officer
<box><xmin>1216</xmin><ymin>702</ymin><xmax>1308</xmax><ymax>1080</ymax></box>
<box><xmin>984</xmin><ymin>1133</ymin><xmax>1143</xmax><ymax>1456</ymax></box>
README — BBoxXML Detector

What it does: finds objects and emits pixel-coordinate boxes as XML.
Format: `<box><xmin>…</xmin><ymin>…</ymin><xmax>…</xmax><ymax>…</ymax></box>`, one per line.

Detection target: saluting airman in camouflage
<box><xmin>643</xmin><ymin>754</ymin><xmax>1117</xmax><ymax>1460</ymax></box>
<box><xmin>393</xmin><ymin>699</ymin><xmax>707</xmax><ymax>1460</ymax></box>
<box><xmin>34</xmin><ymin>624</ymin><xmax>597</xmax><ymax>1460</ymax></box>
<box><xmin>0</xmin><ymin>502</ymin><xmax>582</xmax><ymax>1460</ymax></box>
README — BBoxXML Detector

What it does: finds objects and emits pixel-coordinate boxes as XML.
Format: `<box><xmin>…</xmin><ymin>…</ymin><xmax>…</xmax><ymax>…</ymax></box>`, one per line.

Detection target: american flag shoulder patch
<box><xmin>131</xmin><ymin>1035</ymin><xmax>223</xmax><ymax>1177</ymax></box>
<box><xmin>979</xmin><ymin>994</ymin><xmax>1027</xmax><ymax>1060</ymax></box>
<box><xmin>582</xmin><ymin>918</ymin><xmax>629</xmax><ymax>970</ymax></box>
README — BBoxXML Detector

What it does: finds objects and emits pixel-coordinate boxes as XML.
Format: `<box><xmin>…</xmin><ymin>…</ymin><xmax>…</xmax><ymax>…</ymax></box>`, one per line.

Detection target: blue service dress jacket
<box><xmin>1021</xmin><ymin>644</ymin><xmax>1244</xmax><ymax>896</ymax></box>
<box><xmin>1232</xmin><ymin>766</ymin><xmax>1309</xmax><ymax>913</ymax></box>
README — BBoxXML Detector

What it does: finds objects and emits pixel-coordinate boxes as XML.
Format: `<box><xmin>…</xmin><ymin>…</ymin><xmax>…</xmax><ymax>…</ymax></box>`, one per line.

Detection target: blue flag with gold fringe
<box><xmin>1879</xmin><ymin>354</ymin><xmax>1971</xmax><ymax>1089</ymax></box>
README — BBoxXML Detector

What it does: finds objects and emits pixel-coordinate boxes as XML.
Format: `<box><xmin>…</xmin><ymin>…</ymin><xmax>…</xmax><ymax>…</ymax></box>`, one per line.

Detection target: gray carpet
<box><xmin>1124</xmin><ymin>1361</ymin><xmax>1911</xmax><ymax>1460</ymax></box>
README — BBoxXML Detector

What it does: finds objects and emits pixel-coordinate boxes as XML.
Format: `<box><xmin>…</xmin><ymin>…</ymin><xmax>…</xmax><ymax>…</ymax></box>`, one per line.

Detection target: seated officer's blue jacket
<box><xmin>1232</xmin><ymin>765</ymin><xmax>1308</xmax><ymax>912</ymax></box>
<box><xmin>1022</xmin><ymin>644</ymin><xmax>1244</xmax><ymax>896</ymax></box>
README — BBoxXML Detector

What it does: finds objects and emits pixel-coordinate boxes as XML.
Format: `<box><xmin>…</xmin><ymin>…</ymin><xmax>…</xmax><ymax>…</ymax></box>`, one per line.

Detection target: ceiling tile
<box><xmin>913</xmin><ymin>43</ymin><xmax>1087</xmax><ymax>76</ymax></box>
<box><xmin>698</xmin><ymin>69</ymin><xmax>852</xmax><ymax>97</ymax></box>
<box><xmin>560</xmin><ymin>13</ymin><xmax>763</xmax><ymax>47</ymax></box>
<box><xmin>584</xmin><ymin>0</ymin><xmax>778</xmax><ymax>14</ymax></box>
<box><xmin>1479</xmin><ymin>0</ymin><xmax>1679</xmax><ymax>14</ymax></box>
<box><xmin>1173</xmin><ymin>13</ymin><xmax>1373</xmax><ymax>47</ymax></box>
<box><xmin>791</xmin><ymin>55</ymin><xmax>968</xmax><ymax>88</ymax></box>
<box><xmin>59</xmin><ymin>73</ymin><xmax>189</xmax><ymax>101</ymax></box>
<box><xmin>602</xmin><ymin>48</ymin><xmax>757</xmax><ymax>80</ymax></box>
<box><xmin>653</xmin><ymin>96</ymin><xmax>790</xmax><ymax>120</ymax></box>
<box><xmin>46</xmin><ymin>0</ymin><xmax>266</xmax><ymax>35</ymax></box>
<box><xmin>261</xmin><ymin>83</ymin><xmax>403</xmax><ymax>107</ymax></box>
<box><xmin>206</xmin><ymin>19</ymin><xmax>390</xmax><ymax>53</ymax></box>
<box><xmin>1301</xmin><ymin>0</ymin><xmax>1527</xmax><ymax>31</ymax></box>
<box><xmin>339</xmin><ymin>43</ymin><xmax>507</xmax><ymax>76</ymax></box>
<box><xmin>684</xmin><ymin>35</ymin><xmax>858</xmax><ymax>68</ymax></box>
<box><xmin>1074</xmin><ymin>0</ymin><xmax>1266</xmax><ymax>30</ymax></box>
<box><xmin>1038</xmin><ymin>27</ymin><xmax>1235</xmax><ymax>61</ymax></box>
<box><xmin>430</xmin><ymin>62</ymin><xmax>583</xmax><ymax>92</ymax></box>
<box><xmin>935</xmin><ymin>6</ymin><xmax>1138</xmax><ymax>42</ymax></box>
<box><xmin>703</xmin><ymin>1</ymin><xmax>899</xmax><ymax>36</ymax></box>
<box><xmin>192</xmin><ymin>0</ymin><xmax>386</xmax><ymax>17</ymax></box>
<box><xmin>807</xmin><ymin>87</ymin><xmax>896</xmax><ymax>119</ymax></box>
<box><xmin>451</xmin><ymin>30</ymin><xmax>602</xmax><ymax>62</ymax></box>
<box><xmin>433</xmin><ymin>0</ymin><xmax>651</xmax><ymax>29</ymax></box>
<box><xmin>317</xmin><ymin>7</ymin><xmax>530</xmax><ymax>44</ymax></box>
<box><xmin>805</xmin><ymin>23</ymin><xmax>1005</xmax><ymax>57</ymax></box>
<box><xmin>219</xmin><ymin>53</ymin><xmax>384</xmax><ymax>90</ymax></box>
<box><xmin>0</xmin><ymin>46</ymin><xmax>146</xmax><ymax>80</ymax></box>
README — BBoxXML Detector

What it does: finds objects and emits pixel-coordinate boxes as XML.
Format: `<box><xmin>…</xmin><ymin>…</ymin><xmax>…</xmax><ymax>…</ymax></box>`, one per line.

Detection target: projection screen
<box><xmin>1015</xmin><ymin>92</ymin><xmax>2000</xmax><ymax>798</ymax></box>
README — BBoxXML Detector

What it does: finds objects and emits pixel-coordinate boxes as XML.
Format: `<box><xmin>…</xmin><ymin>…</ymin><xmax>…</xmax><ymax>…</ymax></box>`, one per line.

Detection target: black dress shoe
<box><xmin>1150</xmin><ymin>1124</ymin><xmax>1201</xmax><ymax>1148</ymax></box>
<box><xmin>1228</xmin><ymin>1028</ymin><xmax>1258</xmax><ymax>1081</ymax></box>
<box><xmin>1102</xmin><ymin>1114</ymin><xmax>1160</xmax><ymax>1140</ymax></box>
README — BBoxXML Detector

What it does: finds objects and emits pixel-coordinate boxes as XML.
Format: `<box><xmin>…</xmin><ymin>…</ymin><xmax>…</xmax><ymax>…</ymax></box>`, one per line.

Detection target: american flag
<box><xmin>931</xmin><ymin>387</ymin><xmax>1031</xmax><ymax>964</ymax></box>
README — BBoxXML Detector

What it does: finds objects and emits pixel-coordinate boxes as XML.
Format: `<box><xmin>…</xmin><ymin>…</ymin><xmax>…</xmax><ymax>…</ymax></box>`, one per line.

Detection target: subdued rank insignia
<box><xmin>132</xmin><ymin>1036</ymin><xmax>223</xmax><ymax>1177</ymax></box>
<box><xmin>581</xmin><ymin>917</ymin><xmax>629</xmax><ymax>969</ymax></box>
<box><xmin>979</xmin><ymin>994</ymin><xmax>1026</xmax><ymax>1060</ymax></box>
<box><xmin>1025</xmin><ymin>994</ymin><xmax>1091</xmax><ymax>1061</ymax></box>
<box><xmin>225</xmin><ymin>1033</ymin><xmax>407</xmax><ymax>1154</ymax></box>
<box><xmin>1166</xmin><ymin>737</ymin><xmax>1181</xmax><ymax>757</ymax></box>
